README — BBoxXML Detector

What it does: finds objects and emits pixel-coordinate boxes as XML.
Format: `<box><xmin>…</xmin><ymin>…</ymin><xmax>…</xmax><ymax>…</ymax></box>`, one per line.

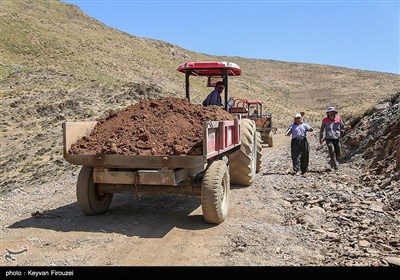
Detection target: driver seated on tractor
<box><xmin>251</xmin><ymin>109</ymin><xmax>259</xmax><ymax>117</ymax></box>
<box><xmin>203</xmin><ymin>81</ymin><xmax>224</xmax><ymax>107</ymax></box>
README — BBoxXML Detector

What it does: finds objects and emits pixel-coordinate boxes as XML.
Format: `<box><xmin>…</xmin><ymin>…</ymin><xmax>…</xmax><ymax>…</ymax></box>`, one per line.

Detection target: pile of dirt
<box><xmin>250</xmin><ymin>117</ymin><xmax>271</xmax><ymax>128</ymax></box>
<box><xmin>69</xmin><ymin>97</ymin><xmax>235</xmax><ymax>156</ymax></box>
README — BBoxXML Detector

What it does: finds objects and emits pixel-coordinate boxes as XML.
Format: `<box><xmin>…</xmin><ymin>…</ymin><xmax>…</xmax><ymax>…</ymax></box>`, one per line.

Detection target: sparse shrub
<box><xmin>362</xmin><ymin>105</ymin><xmax>376</xmax><ymax>118</ymax></box>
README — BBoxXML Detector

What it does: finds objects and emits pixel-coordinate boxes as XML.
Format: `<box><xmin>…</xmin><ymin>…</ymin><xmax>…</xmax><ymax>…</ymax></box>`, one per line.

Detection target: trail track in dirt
<box><xmin>1</xmin><ymin>131</ymin><xmax>398</xmax><ymax>266</ymax></box>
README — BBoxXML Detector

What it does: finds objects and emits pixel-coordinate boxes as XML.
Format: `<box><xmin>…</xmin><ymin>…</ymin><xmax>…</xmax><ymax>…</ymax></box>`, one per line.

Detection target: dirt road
<box><xmin>1</xmin><ymin>131</ymin><xmax>398</xmax><ymax>266</ymax></box>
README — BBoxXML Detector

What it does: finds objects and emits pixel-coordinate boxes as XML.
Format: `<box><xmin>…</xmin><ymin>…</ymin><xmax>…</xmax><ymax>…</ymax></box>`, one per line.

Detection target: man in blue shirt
<box><xmin>203</xmin><ymin>81</ymin><xmax>224</xmax><ymax>107</ymax></box>
<box><xmin>285</xmin><ymin>113</ymin><xmax>314</xmax><ymax>175</ymax></box>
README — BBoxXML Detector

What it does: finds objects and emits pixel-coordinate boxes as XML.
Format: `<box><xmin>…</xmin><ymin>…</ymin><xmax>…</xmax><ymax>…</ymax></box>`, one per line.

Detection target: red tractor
<box><xmin>177</xmin><ymin>61</ymin><xmax>263</xmax><ymax>178</ymax></box>
<box><xmin>177</xmin><ymin>61</ymin><xmax>262</xmax><ymax>171</ymax></box>
<box><xmin>62</xmin><ymin>61</ymin><xmax>263</xmax><ymax>226</ymax></box>
<box><xmin>228</xmin><ymin>98</ymin><xmax>275</xmax><ymax>147</ymax></box>
<box><xmin>177</xmin><ymin>61</ymin><xmax>241</xmax><ymax>111</ymax></box>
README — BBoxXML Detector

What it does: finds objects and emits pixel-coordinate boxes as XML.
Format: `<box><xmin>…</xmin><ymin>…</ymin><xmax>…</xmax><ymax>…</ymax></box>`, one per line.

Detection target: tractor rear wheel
<box><xmin>201</xmin><ymin>160</ymin><xmax>230</xmax><ymax>224</ymax></box>
<box><xmin>229</xmin><ymin>119</ymin><xmax>256</xmax><ymax>185</ymax></box>
<box><xmin>77</xmin><ymin>166</ymin><xmax>113</xmax><ymax>215</ymax></box>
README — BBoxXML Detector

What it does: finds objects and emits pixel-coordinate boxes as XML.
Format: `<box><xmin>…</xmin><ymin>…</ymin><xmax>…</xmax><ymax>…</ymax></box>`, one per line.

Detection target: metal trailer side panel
<box><xmin>63</xmin><ymin>120</ymin><xmax>240</xmax><ymax>169</ymax></box>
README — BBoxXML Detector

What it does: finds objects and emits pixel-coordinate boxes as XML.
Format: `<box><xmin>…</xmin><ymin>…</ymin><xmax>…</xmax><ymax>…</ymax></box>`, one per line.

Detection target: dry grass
<box><xmin>0</xmin><ymin>0</ymin><xmax>399</xmax><ymax>192</ymax></box>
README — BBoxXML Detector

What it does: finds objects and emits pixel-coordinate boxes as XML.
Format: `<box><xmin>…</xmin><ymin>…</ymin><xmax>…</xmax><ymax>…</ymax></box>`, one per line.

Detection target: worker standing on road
<box><xmin>203</xmin><ymin>81</ymin><xmax>224</xmax><ymax>107</ymax></box>
<box><xmin>285</xmin><ymin>113</ymin><xmax>314</xmax><ymax>175</ymax></box>
<box><xmin>319</xmin><ymin>106</ymin><xmax>350</xmax><ymax>171</ymax></box>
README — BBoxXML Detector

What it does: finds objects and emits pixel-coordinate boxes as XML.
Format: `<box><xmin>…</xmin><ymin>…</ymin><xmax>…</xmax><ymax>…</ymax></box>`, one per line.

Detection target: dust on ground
<box><xmin>1</xmin><ymin>129</ymin><xmax>399</xmax><ymax>266</ymax></box>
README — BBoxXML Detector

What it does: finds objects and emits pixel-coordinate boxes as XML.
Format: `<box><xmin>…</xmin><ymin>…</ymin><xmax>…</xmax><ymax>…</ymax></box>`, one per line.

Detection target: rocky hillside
<box><xmin>0</xmin><ymin>0</ymin><xmax>399</xmax><ymax>193</ymax></box>
<box><xmin>342</xmin><ymin>92</ymin><xmax>400</xmax><ymax>187</ymax></box>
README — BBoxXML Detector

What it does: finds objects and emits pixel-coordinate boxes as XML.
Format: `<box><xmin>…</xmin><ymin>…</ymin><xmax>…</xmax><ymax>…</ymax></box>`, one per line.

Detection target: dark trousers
<box><xmin>291</xmin><ymin>136</ymin><xmax>309</xmax><ymax>173</ymax></box>
<box><xmin>325</xmin><ymin>139</ymin><xmax>341</xmax><ymax>169</ymax></box>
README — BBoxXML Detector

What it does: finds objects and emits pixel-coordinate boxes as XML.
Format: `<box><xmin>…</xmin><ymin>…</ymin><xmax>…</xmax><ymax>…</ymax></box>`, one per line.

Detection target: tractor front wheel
<box><xmin>267</xmin><ymin>131</ymin><xmax>274</xmax><ymax>147</ymax></box>
<box><xmin>256</xmin><ymin>132</ymin><xmax>263</xmax><ymax>173</ymax></box>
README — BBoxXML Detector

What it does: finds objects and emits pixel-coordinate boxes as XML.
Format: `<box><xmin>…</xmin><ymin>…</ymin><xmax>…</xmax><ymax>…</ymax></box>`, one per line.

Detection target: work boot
<box><xmin>329</xmin><ymin>159</ymin><xmax>338</xmax><ymax>169</ymax></box>
<box><xmin>289</xmin><ymin>170</ymin><xmax>300</xmax><ymax>175</ymax></box>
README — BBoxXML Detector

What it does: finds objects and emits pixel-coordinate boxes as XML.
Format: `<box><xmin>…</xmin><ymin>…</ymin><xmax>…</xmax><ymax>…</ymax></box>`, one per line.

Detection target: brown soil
<box><xmin>69</xmin><ymin>97</ymin><xmax>235</xmax><ymax>156</ymax></box>
<box><xmin>250</xmin><ymin>117</ymin><xmax>271</xmax><ymax>128</ymax></box>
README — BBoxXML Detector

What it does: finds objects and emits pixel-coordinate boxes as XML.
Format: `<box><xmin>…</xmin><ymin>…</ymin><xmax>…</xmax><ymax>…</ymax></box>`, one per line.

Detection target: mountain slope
<box><xmin>1</xmin><ymin>0</ymin><xmax>399</xmax><ymax>119</ymax></box>
<box><xmin>0</xmin><ymin>0</ymin><xmax>399</xmax><ymax>192</ymax></box>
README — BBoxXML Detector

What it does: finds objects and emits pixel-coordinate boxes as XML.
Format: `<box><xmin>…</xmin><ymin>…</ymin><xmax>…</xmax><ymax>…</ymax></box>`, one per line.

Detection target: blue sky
<box><xmin>62</xmin><ymin>0</ymin><xmax>399</xmax><ymax>74</ymax></box>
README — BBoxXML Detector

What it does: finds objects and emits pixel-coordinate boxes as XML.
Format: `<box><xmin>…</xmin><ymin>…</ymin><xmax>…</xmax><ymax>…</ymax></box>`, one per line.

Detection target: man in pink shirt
<box><xmin>319</xmin><ymin>106</ymin><xmax>350</xmax><ymax>170</ymax></box>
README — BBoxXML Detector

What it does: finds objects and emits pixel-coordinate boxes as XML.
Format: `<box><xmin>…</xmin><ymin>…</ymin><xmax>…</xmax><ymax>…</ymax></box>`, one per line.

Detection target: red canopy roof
<box><xmin>177</xmin><ymin>61</ymin><xmax>242</xmax><ymax>76</ymax></box>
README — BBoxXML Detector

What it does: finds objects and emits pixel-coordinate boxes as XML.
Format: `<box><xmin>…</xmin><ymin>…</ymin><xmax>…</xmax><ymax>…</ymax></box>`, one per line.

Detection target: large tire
<box><xmin>246</xmin><ymin>118</ymin><xmax>257</xmax><ymax>133</ymax></box>
<box><xmin>267</xmin><ymin>131</ymin><xmax>274</xmax><ymax>147</ymax></box>
<box><xmin>201</xmin><ymin>160</ymin><xmax>230</xmax><ymax>224</ymax></box>
<box><xmin>77</xmin><ymin>166</ymin><xmax>113</xmax><ymax>215</ymax></box>
<box><xmin>256</xmin><ymin>132</ymin><xmax>263</xmax><ymax>173</ymax></box>
<box><xmin>229</xmin><ymin>119</ymin><xmax>256</xmax><ymax>185</ymax></box>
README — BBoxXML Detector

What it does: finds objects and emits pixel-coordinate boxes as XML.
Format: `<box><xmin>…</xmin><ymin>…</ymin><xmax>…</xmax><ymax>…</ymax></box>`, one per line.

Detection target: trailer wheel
<box><xmin>229</xmin><ymin>119</ymin><xmax>256</xmax><ymax>186</ymax></box>
<box><xmin>256</xmin><ymin>132</ymin><xmax>263</xmax><ymax>173</ymax></box>
<box><xmin>267</xmin><ymin>131</ymin><xmax>274</xmax><ymax>147</ymax></box>
<box><xmin>201</xmin><ymin>160</ymin><xmax>230</xmax><ymax>224</ymax></box>
<box><xmin>77</xmin><ymin>166</ymin><xmax>113</xmax><ymax>215</ymax></box>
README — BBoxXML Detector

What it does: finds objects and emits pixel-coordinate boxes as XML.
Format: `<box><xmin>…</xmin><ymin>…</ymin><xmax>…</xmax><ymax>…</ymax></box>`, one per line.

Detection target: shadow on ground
<box><xmin>262</xmin><ymin>168</ymin><xmax>333</xmax><ymax>176</ymax></box>
<box><xmin>9</xmin><ymin>194</ymin><xmax>214</xmax><ymax>238</ymax></box>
